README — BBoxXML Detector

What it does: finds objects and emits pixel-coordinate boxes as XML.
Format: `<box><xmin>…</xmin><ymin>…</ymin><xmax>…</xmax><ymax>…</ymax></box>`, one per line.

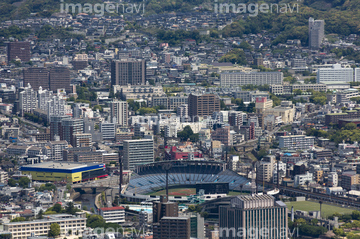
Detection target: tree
<box><xmin>83</xmin><ymin>206</ymin><xmax>88</xmax><ymax>211</ymax></box>
<box><xmin>8</xmin><ymin>178</ymin><xmax>16</xmax><ymax>187</ymax></box>
<box><xmin>18</xmin><ymin>177</ymin><xmax>30</xmax><ymax>188</ymax></box>
<box><xmin>352</xmin><ymin>210</ymin><xmax>360</xmax><ymax>220</ymax></box>
<box><xmin>53</xmin><ymin>203</ymin><xmax>62</xmax><ymax>213</ymax></box>
<box><xmin>177</xmin><ymin>125</ymin><xmax>194</xmax><ymax>141</ymax></box>
<box><xmin>37</xmin><ymin>209</ymin><xmax>44</xmax><ymax>219</ymax></box>
<box><xmin>219</xmin><ymin>49</ymin><xmax>247</xmax><ymax>65</ymax></box>
<box><xmin>48</xmin><ymin>223</ymin><xmax>60</xmax><ymax>237</ymax></box>
<box><xmin>293</xmin><ymin>89</ymin><xmax>302</xmax><ymax>96</ymax></box>
<box><xmin>11</xmin><ymin>217</ymin><xmax>26</xmax><ymax>222</ymax></box>
<box><xmin>344</xmin><ymin>123</ymin><xmax>357</xmax><ymax>130</ymax></box>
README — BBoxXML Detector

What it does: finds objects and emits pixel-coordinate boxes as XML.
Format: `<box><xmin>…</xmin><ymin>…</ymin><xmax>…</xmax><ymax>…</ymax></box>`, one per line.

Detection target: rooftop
<box><xmin>21</xmin><ymin>161</ymin><xmax>103</xmax><ymax>170</ymax></box>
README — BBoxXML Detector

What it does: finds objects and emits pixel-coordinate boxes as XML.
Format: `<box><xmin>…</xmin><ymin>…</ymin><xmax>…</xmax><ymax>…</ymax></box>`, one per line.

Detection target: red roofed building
<box><xmin>99</xmin><ymin>206</ymin><xmax>125</xmax><ymax>224</ymax></box>
<box><xmin>165</xmin><ymin>146</ymin><xmax>203</xmax><ymax>160</ymax></box>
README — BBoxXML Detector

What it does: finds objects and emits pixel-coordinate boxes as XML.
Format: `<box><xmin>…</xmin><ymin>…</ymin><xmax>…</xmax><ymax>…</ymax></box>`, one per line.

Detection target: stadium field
<box><xmin>146</xmin><ymin>188</ymin><xmax>196</xmax><ymax>196</ymax></box>
<box><xmin>285</xmin><ymin>201</ymin><xmax>354</xmax><ymax>218</ymax></box>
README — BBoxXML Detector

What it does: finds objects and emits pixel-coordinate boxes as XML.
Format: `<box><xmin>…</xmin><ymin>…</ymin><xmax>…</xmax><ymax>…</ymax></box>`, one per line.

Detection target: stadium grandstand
<box><xmin>122</xmin><ymin>161</ymin><xmax>250</xmax><ymax>201</ymax></box>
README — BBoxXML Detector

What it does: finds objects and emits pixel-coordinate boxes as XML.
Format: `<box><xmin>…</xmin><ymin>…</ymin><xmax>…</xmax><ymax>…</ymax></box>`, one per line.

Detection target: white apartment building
<box><xmin>220</xmin><ymin>72</ymin><xmax>283</xmax><ymax>87</ymax></box>
<box><xmin>164</xmin><ymin>124</ymin><xmax>177</xmax><ymax>138</ymax></box>
<box><xmin>38</xmin><ymin>86</ymin><xmax>53</xmax><ymax>111</ymax></box>
<box><xmin>110</xmin><ymin>100</ymin><xmax>128</xmax><ymax>126</ymax></box>
<box><xmin>46</xmin><ymin>140</ymin><xmax>69</xmax><ymax>161</ymax></box>
<box><xmin>4</xmin><ymin>214</ymin><xmax>86</xmax><ymax>239</ymax></box>
<box><xmin>19</xmin><ymin>84</ymin><xmax>37</xmax><ymax>116</ymax></box>
<box><xmin>294</xmin><ymin>172</ymin><xmax>313</xmax><ymax>187</ymax></box>
<box><xmin>328</xmin><ymin>172</ymin><xmax>338</xmax><ymax>187</ymax></box>
<box><xmin>0</xmin><ymin>170</ymin><xmax>8</xmax><ymax>183</ymax></box>
<box><xmin>99</xmin><ymin>206</ymin><xmax>125</xmax><ymax>224</ymax></box>
<box><xmin>123</xmin><ymin>139</ymin><xmax>154</xmax><ymax>170</ymax></box>
<box><xmin>279</xmin><ymin>135</ymin><xmax>315</xmax><ymax>150</ymax></box>
<box><xmin>317</xmin><ymin>64</ymin><xmax>353</xmax><ymax>83</ymax></box>
<box><xmin>47</xmin><ymin>96</ymin><xmax>67</xmax><ymax>122</ymax></box>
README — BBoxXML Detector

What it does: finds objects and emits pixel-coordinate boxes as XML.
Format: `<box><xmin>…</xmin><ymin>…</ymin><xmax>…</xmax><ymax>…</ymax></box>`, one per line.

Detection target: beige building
<box><xmin>255</xmin><ymin>97</ymin><xmax>273</xmax><ymax>114</ymax></box>
<box><xmin>4</xmin><ymin>214</ymin><xmax>86</xmax><ymax>239</ymax></box>
<box><xmin>265</xmin><ymin>101</ymin><xmax>295</xmax><ymax>123</ymax></box>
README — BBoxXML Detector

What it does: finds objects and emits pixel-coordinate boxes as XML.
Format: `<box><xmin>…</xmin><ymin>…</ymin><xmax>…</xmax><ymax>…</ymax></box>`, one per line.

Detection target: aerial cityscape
<box><xmin>1</xmin><ymin>0</ymin><xmax>360</xmax><ymax>238</ymax></box>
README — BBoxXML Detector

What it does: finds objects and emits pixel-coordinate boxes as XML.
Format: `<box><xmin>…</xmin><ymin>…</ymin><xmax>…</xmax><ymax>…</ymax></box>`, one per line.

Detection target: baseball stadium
<box><xmin>122</xmin><ymin>160</ymin><xmax>252</xmax><ymax>202</ymax></box>
<box><xmin>20</xmin><ymin>161</ymin><xmax>107</xmax><ymax>183</ymax></box>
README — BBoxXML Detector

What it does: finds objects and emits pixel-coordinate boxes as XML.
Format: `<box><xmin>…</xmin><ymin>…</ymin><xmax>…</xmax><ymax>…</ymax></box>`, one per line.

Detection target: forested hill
<box><xmin>2</xmin><ymin>0</ymin><xmax>360</xmax><ymax>42</ymax></box>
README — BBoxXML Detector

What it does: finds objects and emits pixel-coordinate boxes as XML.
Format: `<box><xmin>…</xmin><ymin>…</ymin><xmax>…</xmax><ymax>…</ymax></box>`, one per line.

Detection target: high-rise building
<box><xmin>23</xmin><ymin>67</ymin><xmax>49</xmax><ymax>91</ymax></box>
<box><xmin>19</xmin><ymin>84</ymin><xmax>37</xmax><ymax>116</ymax></box>
<box><xmin>7</xmin><ymin>41</ymin><xmax>31</xmax><ymax>63</ymax></box>
<box><xmin>123</xmin><ymin>139</ymin><xmax>154</xmax><ymax>170</ymax></box>
<box><xmin>50</xmin><ymin>115</ymin><xmax>70</xmax><ymax>141</ymax></box>
<box><xmin>47</xmin><ymin>95</ymin><xmax>67</xmax><ymax>122</ymax></box>
<box><xmin>49</xmin><ymin>67</ymin><xmax>71</xmax><ymax>92</ymax></box>
<box><xmin>38</xmin><ymin>87</ymin><xmax>54</xmax><ymax>111</ymax></box>
<box><xmin>188</xmin><ymin>94</ymin><xmax>220</xmax><ymax>120</ymax></box>
<box><xmin>153</xmin><ymin>217</ymin><xmax>190</xmax><ymax>239</ymax></box>
<box><xmin>60</xmin><ymin>118</ymin><xmax>84</xmax><ymax>146</ymax></box>
<box><xmin>109</xmin><ymin>100</ymin><xmax>128</xmax><ymax>125</ymax></box>
<box><xmin>111</xmin><ymin>59</ymin><xmax>146</xmax><ymax>86</ymax></box>
<box><xmin>309</xmin><ymin>17</ymin><xmax>325</xmax><ymax>49</ymax></box>
<box><xmin>153</xmin><ymin>195</ymin><xmax>179</xmax><ymax>223</ymax></box>
<box><xmin>219</xmin><ymin>195</ymin><xmax>288</xmax><ymax>239</ymax></box>
<box><xmin>220</xmin><ymin>72</ymin><xmax>283</xmax><ymax>87</ymax></box>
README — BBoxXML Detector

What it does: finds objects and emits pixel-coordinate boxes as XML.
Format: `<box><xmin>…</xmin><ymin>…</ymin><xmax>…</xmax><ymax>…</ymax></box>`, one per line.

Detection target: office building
<box><xmin>72</xmin><ymin>54</ymin><xmax>88</xmax><ymax>70</ymax></box>
<box><xmin>309</xmin><ymin>17</ymin><xmax>325</xmax><ymax>49</ymax></box>
<box><xmin>49</xmin><ymin>67</ymin><xmax>71</xmax><ymax>92</ymax></box>
<box><xmin>114</xmin><ymin>84</ymin><xmax>165</xmax><ymax>100</ymax></box>
<box><xmin>153</xmin><ymin>195</ymin><xmax>179</xmax><ymax>223</ymax></box>
<box><xmin>109</xmin><ymin>100</ymin><xmax>128</xmax><ymax>125</ymax></box>
<box><xmin>100</xmin><ymin>122</ymin><xmax>116</xmax><ymax>140</ymax></box>
<box><xmin>111</xmin><ymin>59</ymin><xmax>146</xmax><ymax>86</ymax></box>
<box><xmin>73</xmin><ymin>133</ymin><xmax>92</xmax><ymax>147</ymax></box>
<box><xmin>169</xmin><ymin>96</ymin><xmax>188</xmax><ymax>110</ymax></box>
<box><xmin>270</xmin><ymin>84</ymin><xmax>327</xmax><ymax>95</ymax></box>
<box><xmin>7</xmin><ymin>41</ymin><xmax>31</xmax><ymax>63</ymax></box>
<box><xmin>19</xmin><ymin>84</ymin><xmax>37</xmax><ymax>116</ymax></box>
<box><xmin>279</xmin><ymin>135</ymin><xmax>315</xmax><ymax>150</ymax></box>
<box><xmin>60</xmin><ymin>118</ymin><xmax>84</xmax><ymax>146</ymax></box>
<box><xmin>220</xmin><ymin>72</ymin><xmax>283</xmax><ymax>87</ymax></box>
<box><xmin>123</xmin><ymin>139</ymin><xmax>154</xmax><ymax>170</ymax></box>
<box><xmin>99</xmin><ymin>206</ymin><xmax>125</xmax><ymax>224</ymax></box>
<box><xmin>188</xmin><ymin>94</ymin><xmax>220</xmax><ymax>119</ymax></box>
<box><xmin>255</xmin><ymin>97</ymin><xmax>273</xmax><ymax>114</ymax></box>
<box><xmin>219</xmin><ymin>194</ymin><xmax>288</xmax><ymax>239</ymax></box>
<box><xmin>4</xmin><ymin>214</ymin><xmax>86</xmax><ymax>239</ymax></box>
<box><xmin>317</xmin><ymin>64</ymin><xmax>353</xmax><ymax>83</ymax></box>
<box><xmin>153</xmin><ymin>217</ymin><xmax>190</xmax><ymax>239</ymax></box>
<box><xmin>23</xmin><ymin>67</ymin><xmax>49</xmax><ymax>91</ymax></box>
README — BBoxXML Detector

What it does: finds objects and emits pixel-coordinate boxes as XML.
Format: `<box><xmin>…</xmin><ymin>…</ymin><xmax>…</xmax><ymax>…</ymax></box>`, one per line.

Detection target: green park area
<box><xmin>286</xmin><ymin>201</ymin><xmax>355</xmax><ymax>218</ymax></box>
